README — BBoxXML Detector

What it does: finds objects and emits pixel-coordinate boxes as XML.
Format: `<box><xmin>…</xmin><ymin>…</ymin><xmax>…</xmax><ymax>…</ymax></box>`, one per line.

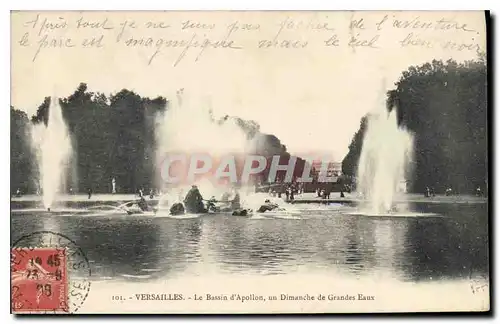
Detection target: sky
<box><xmin>10</xmin><ymin>11</ymin><xmax>486</xmax><ymax>161</ymax></box>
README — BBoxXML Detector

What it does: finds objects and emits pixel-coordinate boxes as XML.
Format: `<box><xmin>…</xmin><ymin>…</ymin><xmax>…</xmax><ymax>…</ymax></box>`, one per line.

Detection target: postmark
<box><xmin>11</xmin><ymin>231</ymin><xmax>92</xmax><ymax>314</ymax></box>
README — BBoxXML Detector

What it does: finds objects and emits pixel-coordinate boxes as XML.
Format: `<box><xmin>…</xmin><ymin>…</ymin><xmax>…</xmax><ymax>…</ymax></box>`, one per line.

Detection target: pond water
<box><xmin>11</xmin><ymin>202</ymin><xmax>489</xmax><ymax>313</ymax></box>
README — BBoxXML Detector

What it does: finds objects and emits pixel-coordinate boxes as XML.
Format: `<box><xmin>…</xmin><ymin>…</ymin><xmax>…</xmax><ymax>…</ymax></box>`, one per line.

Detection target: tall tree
<box><xmin>11</xmin><ymin>107</ymin><xmax>35</xmax><ymax>193</ymax></box>
<box><xmin>342</xmin><ymin>58</ymin><xmax>487</xmax><ymax>194</ymax></box>
<box><xmin>11</xmin><ymin>83</ymin><xmax>303</xmax><ymax>193</ymax></box>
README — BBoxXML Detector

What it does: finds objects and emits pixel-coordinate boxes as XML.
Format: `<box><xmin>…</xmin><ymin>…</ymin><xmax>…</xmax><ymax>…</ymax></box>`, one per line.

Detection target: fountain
<box><xmin>355</xmin><ymin>106</ymin><xmax>414</xmax><ymax>215</ymax></box>
<box><xmin>347</xmin><ymin>83</ymin><xmax>440</xmax><ymax>218</ymax></box>
<box><xmin>30</xmin><ymin>96</ymin><xmax>73</xmax><ymax>211</ymax></box>
<box><xmin>154</xmin><ymin>89</ymin><xmax>253</xmax><ymax>210</ymax></box>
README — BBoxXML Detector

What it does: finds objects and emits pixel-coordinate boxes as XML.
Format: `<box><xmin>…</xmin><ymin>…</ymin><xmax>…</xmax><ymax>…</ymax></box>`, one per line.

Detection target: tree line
<box><xmin>342</xmin><ymin>57</ymin><xmax>488</xmax><ymax>195</ymax></box>
<box><xmin>11</xmin><ymin>83</ymin><xmax>309</xmax><ymax>194</ymax></box>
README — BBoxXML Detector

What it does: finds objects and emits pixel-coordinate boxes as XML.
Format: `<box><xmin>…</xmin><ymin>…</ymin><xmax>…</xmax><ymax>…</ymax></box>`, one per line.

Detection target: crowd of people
<box><xmin>266</xmin><ymin>182</ymin><xmax>304</xmax><ymax>201</ymax></box>
<box><xmin>424</xmin><ymin>185</ymin><xmax>485</xmax><ymax>198</ymax></box>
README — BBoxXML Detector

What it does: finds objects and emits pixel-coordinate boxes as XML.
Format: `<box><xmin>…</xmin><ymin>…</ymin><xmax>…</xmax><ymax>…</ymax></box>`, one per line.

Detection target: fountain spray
<box><xmin>30</xmin><ymin>96</ymin><xmax>73</xmax><ymax>211</ymax></box>
<box><xmin>356</xmin><ymin>82</ymin><xmax>414</xmax><ymax>215</ymax></box>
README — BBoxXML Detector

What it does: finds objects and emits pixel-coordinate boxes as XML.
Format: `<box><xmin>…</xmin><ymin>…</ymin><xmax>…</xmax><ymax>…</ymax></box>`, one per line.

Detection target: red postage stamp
<box><xmin>11</xmin><ymin>247</ymin><xmax>68</xmax><ymax>313</ymax></box>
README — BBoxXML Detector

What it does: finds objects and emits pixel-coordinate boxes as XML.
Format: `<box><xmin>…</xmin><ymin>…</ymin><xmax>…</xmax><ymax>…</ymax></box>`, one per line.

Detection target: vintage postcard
<box><xmin>10</xmin><ymin>10</ymin><xmax>489</xmax><ymax>314</ymax></box>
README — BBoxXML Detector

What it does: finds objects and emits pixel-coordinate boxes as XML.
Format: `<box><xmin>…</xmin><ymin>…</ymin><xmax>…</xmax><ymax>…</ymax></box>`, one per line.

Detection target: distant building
<box><xmin>311</xmin><ymin>161</ymin><xmax>342</xmax><ymax>182</ymax></box>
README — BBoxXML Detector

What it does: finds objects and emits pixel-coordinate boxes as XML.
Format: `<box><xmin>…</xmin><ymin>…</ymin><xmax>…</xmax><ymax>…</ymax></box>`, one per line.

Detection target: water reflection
<box><xmin>204</xmin><ymin>215</ymin><xmax>410</xmax><ymax>279</ymax></box>
<box><xmin>401</xmin><ymin>204</ymin><xmax>489</xmax><ymax>282</ymax></box>
<box><xmin>62</xmin><ymin>218</ymin><xmax>166</xmax><ymax>280</ymax></box>
<box><xmin>10</xmin><ymin>203</ymin><xmax>489</xmax><ymax>284</ymax></box>
<box><xmin>205</xmin><ymin>216</ymin><xmax>295</xmax><ymax>274</ymax></box>
<box><xmin>153</xmin><ymin>219</ymin><xmax>203</xmax><ymax>276</ymax></box>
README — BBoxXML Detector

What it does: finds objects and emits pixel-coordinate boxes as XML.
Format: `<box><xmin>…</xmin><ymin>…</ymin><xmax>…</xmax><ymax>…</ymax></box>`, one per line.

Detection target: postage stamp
<box><xmin>11</xmin><ymin>231</ymin><xmax>91</xmax><ymax>314</ymax></box>
<box><xmin>11</xmin><ymin>247</ymin><xmax>68</xmax><ymax>313</ymax></box>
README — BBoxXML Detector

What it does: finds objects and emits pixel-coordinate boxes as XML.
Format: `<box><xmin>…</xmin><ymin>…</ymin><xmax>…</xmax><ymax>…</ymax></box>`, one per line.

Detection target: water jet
<box><xmin>155</xmin><ymin>89</ymin><xmax>255</xmax><ymax>208</ymax></box>
<box><xmin>350</xmin><ymin>83</ymin><xmax>438</xmax><ymax>218</ymax></box>
<box><xmin>30</xmin><ymin>96</ymin><xmax>73</xmax><ymax>211</ymax></box>
<box><xmin>356</xmin><ymin>106</ymin><xmax>413</xmax><ymax>215</ymax></box>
